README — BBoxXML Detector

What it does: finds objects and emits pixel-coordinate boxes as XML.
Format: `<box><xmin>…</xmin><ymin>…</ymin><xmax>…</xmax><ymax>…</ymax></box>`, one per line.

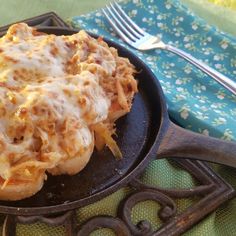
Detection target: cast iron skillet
<box><xmin>0</xmin><ymin>27</ymin><xmax>236</xmax><ymax>216</ymax></box>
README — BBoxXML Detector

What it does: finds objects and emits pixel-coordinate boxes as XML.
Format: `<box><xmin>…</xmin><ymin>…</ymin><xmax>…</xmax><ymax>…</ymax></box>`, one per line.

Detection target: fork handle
<box><xmin>165</xmin><ymin>44</ymin><xmax>236</xmax><ymax>96</ymax></box>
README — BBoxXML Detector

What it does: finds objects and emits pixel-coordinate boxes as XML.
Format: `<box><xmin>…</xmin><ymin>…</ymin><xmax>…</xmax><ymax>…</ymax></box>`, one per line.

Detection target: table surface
<box><xmin>0</xmin><ymin>0</ymin><xmax>235</xmax><ymax>36</ymax></box>
<box><xmin>0</xmin><ymin>1</ymin><xmax>235</xmax><ymax>236</ymax></box>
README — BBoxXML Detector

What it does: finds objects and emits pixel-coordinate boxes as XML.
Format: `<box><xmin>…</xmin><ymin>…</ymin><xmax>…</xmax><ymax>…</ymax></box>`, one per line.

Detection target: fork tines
<box><xmin>102</xmin><ymin>1</ymin><xmax>146</xmax><ymax>45</ymax></box>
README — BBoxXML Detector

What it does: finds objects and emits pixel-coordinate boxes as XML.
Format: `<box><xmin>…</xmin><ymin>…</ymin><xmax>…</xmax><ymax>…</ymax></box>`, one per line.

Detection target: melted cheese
<box><xmin>0</xmin><ymin>23</ymin><xmax>110</xmax><ymax>180</ymax></box>
<box><xmin>0</xmin><ymin>23</ymin><xmax>137</xmax><ymax>188</ymax></box>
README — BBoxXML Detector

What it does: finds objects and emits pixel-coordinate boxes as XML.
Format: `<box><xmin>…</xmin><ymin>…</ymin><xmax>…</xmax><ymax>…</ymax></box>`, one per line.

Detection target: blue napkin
<box><xmin>71</xmin><ymin>0</ymin><xmax>236</xmax><ymax>141</ymax></box>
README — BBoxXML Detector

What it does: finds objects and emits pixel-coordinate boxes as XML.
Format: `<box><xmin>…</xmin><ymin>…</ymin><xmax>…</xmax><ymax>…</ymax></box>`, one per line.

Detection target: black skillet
<box><xmin>0</xmin><ymin>27</ymin><xmax>236</xmax><ymax>216</ymax></box>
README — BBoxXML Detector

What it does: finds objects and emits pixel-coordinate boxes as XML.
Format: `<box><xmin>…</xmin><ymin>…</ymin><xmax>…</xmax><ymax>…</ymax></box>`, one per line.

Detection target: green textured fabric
<box><xmin>0</xmin><ymin>0</ymin><xmax>110</xmax><ymax>27</ymax></box>
<box><xmin>0</xmin><ymin>0</ymin><xmax>235</xmax><ymax>36</ymax></box>
<box><xmin>182</xmin><ymin>0</ymin><xmax>236</xmax><ymax>36</ymax></box>
<box><xmin>0</xmin><ymin>1</ymin><xmax>235</xmax><ymax>236</ymax></box>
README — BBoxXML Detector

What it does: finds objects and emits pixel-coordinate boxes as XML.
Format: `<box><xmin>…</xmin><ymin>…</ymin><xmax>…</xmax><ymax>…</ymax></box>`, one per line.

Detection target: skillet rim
<box><xmin>0</xmin><ymin>27</ymin><xmax>169</xmax><ymax>215</ymax></box>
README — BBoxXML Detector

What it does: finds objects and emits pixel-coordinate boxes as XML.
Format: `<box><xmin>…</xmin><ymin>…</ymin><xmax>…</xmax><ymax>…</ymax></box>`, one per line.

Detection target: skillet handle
<box><xmin>157</xmin><ymin>121</ymin><xmax>236</xmax><ymax>168</ymax></box>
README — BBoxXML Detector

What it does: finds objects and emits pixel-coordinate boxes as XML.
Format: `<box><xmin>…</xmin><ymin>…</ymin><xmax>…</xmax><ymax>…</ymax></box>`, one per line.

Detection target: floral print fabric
<box><xmin>71</xmin><ymin>0</ymin><xmax>236</xmax><ymax>140</ymax></box>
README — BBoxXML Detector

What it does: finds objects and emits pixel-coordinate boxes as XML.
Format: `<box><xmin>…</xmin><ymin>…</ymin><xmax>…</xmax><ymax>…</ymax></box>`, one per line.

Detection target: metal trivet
<box><xmin>0</xmin><ymin>12</ymin><xmax>235</xmax><ymax>236</ymax></box>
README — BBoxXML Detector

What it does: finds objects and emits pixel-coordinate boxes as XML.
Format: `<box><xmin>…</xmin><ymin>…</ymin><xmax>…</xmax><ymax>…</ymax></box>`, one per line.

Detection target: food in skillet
<box><xmin>0</xmin><ymin>23</ymin><xmax>137</xmax><ymax>200</ymax></box>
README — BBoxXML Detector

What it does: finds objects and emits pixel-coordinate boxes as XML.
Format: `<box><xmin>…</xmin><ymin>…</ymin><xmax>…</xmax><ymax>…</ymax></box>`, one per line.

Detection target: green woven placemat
<box><xmin>0</xmin><ymin>0</ymin><xmax>235</xmax><ymax>36</ymax></box>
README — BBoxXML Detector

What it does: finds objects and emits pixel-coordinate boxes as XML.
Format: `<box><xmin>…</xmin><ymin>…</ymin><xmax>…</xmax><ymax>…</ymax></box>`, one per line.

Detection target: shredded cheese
<box><xmin>0</xmin><ymin>23</ymin><xmax>137</xmax><ymax>191</ymax></box>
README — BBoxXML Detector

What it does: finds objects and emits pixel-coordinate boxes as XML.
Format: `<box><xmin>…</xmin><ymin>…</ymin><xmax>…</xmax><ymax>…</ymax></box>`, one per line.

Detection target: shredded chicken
<box><xmin>0</xmin><ymin>23</ymin><xmax>137</xmax><ymax>200</ymax></box>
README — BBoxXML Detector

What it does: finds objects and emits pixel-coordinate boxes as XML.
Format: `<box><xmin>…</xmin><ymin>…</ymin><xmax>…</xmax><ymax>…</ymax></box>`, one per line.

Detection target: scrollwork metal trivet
<box><xmin>2</xmin><ymin>159</ymin><xmax>235</xmax><ymax>236</ymax></box>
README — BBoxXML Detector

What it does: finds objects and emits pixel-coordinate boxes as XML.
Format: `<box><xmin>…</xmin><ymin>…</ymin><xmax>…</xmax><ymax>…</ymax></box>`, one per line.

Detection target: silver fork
<box><xmin>102</xmin><ymin>2</ymin><xmax>236</xmax><ymax>96</ymax></box>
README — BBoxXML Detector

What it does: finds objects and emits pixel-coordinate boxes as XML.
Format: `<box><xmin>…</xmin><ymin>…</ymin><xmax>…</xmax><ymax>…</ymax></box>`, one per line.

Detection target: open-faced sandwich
<box><xmin>0</xmin><ymin>23</ymin><xmax>137</xmax><ymax>200</ymax></box>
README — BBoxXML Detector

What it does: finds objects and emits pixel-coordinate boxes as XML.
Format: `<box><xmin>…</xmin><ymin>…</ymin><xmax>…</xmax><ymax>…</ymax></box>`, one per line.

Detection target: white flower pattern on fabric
<box><xmin>70</xmin><ymin>0</ymin><xmax>236</xmax><ymax>141</ymax></box>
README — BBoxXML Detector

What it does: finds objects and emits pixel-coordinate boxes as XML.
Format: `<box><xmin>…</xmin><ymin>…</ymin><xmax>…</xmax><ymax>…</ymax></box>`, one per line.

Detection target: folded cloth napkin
<box><xmin>12</xmin><ymin>0</ymin><xmax>236</xmax><ymax>235</ymax></box>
